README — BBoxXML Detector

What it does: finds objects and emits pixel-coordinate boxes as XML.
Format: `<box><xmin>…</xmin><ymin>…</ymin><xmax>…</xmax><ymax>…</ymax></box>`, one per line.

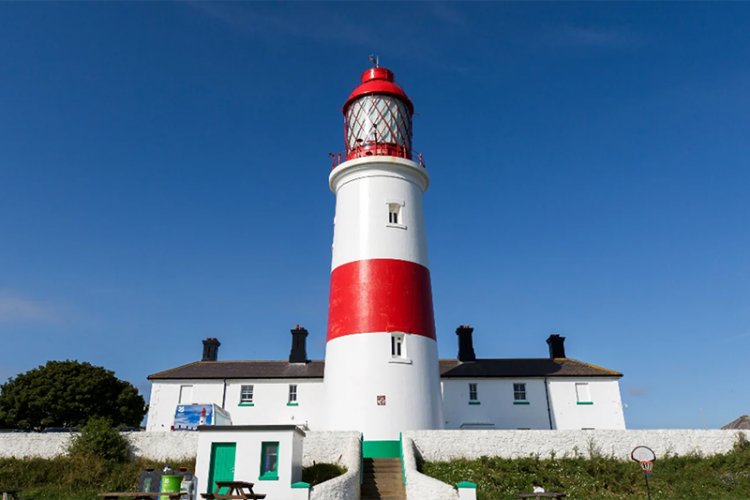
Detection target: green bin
<box><xmin>160</xmin><ymin>474</ymin><xmax>182</xmax><ymax>500</ymax></box>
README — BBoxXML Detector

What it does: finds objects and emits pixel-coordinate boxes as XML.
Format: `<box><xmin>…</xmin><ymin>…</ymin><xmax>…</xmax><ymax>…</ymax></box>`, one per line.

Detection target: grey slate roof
<box><xmin>148</xmin><ymin>357</ymin><xmax>620</xmax><ymax>380</ymax></box>
<box><xmin>721</xmin><ymin>415</ymin><xmax>750</xmax><ymax>430</ymax></box>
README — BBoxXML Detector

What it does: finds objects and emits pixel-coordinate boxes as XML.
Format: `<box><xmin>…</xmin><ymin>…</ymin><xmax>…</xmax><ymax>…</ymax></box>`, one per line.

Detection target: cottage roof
<box><xmin>148</xmin><ymin>357</ymin><xmax>620</xmax><ymax>380</ymax></box>
<box><xmin>721</xmin><ymin>415</ymin><xmax>750</xmax><ymax>430</ymax></box>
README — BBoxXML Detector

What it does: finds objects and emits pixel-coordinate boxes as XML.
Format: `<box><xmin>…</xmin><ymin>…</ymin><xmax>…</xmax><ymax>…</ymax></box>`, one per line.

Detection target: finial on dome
<box><xmin>368</xmin><ymin>54</ymin><xmax>379</xmax><ymax>68</ymax></box>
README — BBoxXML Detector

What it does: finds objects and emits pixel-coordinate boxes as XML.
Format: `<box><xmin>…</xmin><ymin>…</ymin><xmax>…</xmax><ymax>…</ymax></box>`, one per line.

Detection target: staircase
<box><xmin>361</xmin><ymin>457</ymin><xmax>406</xmax><ymax>500</ymax></box>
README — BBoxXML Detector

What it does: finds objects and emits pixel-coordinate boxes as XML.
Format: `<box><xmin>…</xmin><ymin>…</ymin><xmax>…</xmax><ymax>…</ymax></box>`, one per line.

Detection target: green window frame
<box><xmin>239</xmin><ymin>384</ymin><xmax>254</xmax><ymax>406</ymax></box>
<box><xmin>259</xmin><ymin>441</ymin><xmax>279</xmax><ymax>481</ymax></box>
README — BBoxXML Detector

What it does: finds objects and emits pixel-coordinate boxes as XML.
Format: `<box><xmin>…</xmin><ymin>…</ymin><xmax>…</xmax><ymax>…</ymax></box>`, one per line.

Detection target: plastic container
<box><xmin>160</xmin><ymin>475</ymin><xmax>182</xmax><ymax>500</ymax></box>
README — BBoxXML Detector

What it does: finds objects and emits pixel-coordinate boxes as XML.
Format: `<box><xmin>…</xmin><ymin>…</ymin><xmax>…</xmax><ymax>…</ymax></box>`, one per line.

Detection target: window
<box><xmin>513</xmin><ymin>383</ymin><xmax>527</xmax><ymax>401</ymax></box>
<box><xmin>178</xmin><ymin>385</ymin><xmax>193</xmax><ymax>404</ymax></box>
<box><xmin>287</xmin><ymin>384</ymin><xmax>298</xmax><ymax>406</ymax></box>
<box><xmin>391</xmin><ymin>333</ymin><xmax>404</xmax><ymax>358</ymax></box>
<box><xmin>259</xmin><ymin>441</ymin><xmax>279</xmax><ymax>481</ymax></box>
<box><xmin>239</xmin><ymin>385</ymin><xmax>254</xmax><ymax>405</ymax></box>
<box><xmin>576</xmin><ymin>383</ymin><xmax>592</xmax><ymax>404</ymax></box>
<box><xmin>468</xmin><ymin>383</ymin><xmax>479</xmax><ymax>404</ymax></box>
<box><xmin>388</xmin><ymin>203</ymin><xmax>401</xmax><ymax>224</ymax></box>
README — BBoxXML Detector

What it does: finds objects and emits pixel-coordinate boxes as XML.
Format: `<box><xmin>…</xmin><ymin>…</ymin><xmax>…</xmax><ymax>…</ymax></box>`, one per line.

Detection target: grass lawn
<box><xmin>422</xmin><ymin>435</ymin><xmax>750</xmax><ymax>499</ymax></box>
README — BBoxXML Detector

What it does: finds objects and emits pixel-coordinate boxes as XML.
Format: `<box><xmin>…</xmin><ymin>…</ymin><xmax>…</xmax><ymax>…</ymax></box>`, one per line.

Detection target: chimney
<box><xmin>456</xmin><ymin>324</ymin><xmax>476</xmax><ymax>362</ymax></box>
<box><xmin>546</xmin><ymin>334</ymin><xmax>566</xmax><ymax>358</ymax></box>
<box><xmin>289</xmin><ymin>325</ymin><xmax>309</xmax><ymax>363</ymax></box>
<box><xmin>202</xmin><ymin>337</ymin><xmax>221</xmax><ymax>362</ymax></box>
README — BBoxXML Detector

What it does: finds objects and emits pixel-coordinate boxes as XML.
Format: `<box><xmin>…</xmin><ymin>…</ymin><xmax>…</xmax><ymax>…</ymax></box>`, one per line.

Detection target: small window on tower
<box><xmin>388</xmin><ymin>203</ymin><xmax>400</xmax><ymax>225</ymax></box>
<box><xmin>391</xmin><ymin>333</ymin><xmax>404</xmax><ymax>358</ymax></box>
<box><xmin>513</xmin><ymin>383</ymin><xmax>527</xmax><ymax>402</ymax></box>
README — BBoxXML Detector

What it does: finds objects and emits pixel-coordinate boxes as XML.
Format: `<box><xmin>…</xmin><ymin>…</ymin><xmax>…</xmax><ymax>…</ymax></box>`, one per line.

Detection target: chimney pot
<box><xmin>546</xmin><ymin>333</ymin><xmax>566</xmax><ymax>358</ymax></box>
<box><xmin>202</xmin><ymin>338</ymin><xmax>221</xmax><ymax>362</ymax></box>
<box><xmin>289</xmin><ymin>325</ymin><xmax>309</xmax><ymax>363</ymax></box>
<box><xmin>456</xmin><ymin>324</ymin><xmax>476</xmax><ymax>362</ymax></box>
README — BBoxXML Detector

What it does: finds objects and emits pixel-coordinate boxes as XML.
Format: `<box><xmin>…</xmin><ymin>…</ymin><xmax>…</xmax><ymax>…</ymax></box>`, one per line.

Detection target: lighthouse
<box><xmin>323</xmin><ymin>64</ymin><xmax>444</xmax><ymax>449</ymax></box>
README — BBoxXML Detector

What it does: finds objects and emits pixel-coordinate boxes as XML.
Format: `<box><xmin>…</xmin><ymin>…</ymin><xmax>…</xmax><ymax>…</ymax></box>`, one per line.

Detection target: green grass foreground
<box><xmin>0</xmin><ymin>456</ymin><xmax>345</xmax><ymax>499</ymax></box>
<box><xmin>422</xmin><ymin>436</ymin><xmax>750</xmax><ymax>500</ymax></box>
<box><xmin>0</xmin><ymin>455</ymin><xmax>196</xmax><ymax>500</ymax></box>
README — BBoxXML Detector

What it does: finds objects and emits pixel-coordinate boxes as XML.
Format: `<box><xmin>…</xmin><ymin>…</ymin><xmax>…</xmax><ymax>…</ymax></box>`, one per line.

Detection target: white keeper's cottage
<box><xmin>146</xmin><ymin>328</ymin><xmax>625</xmax><ymax>433</ymax></box>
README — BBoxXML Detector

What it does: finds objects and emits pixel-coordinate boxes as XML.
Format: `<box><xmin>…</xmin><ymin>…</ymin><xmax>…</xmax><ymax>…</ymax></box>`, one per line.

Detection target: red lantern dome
<box><xmin>343</xmin><ymin>67</ymin><xmax>413</xmax><ymax>160</ymax></box>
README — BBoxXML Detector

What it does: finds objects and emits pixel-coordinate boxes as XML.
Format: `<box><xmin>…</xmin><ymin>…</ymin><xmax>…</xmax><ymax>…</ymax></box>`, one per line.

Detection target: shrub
<box><xmin>301</xmin><ymin>462</ymin><xmax>346</xmax><ymax>485</ymax></box>
<box><xmin>68</xmin><ymin>417</ymin><xmax>131</xmax><ymax>462</ymax></box>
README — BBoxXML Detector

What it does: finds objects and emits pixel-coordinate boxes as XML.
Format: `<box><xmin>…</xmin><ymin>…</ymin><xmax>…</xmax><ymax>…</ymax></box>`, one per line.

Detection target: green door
<box><xmin>207</xmin><ymin>442</ymin><xmax>236</xmax><ymax>494</ymax></box>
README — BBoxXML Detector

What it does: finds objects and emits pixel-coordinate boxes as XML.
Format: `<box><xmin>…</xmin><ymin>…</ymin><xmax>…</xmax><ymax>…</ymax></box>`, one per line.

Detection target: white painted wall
<box><xmin>194</xmin><ymin>428</ymin><xmax>303</xmax><ymax>499</ymax></box>
<box><xmin>329</xmin><ymin>156</ymin><xmax>430</xmax><ymax>269</ymax></box>
<box><xmin>403</xmin><ymin>429</ymin><xmax>750</xmax><ymax>461</ymax></box>
<box><xmin>547</xmin><ymin>378</ymin><xmax>626</xmax><ymax>429</ymax></box>
<box><xmin>147</xmin><ymin>380</ymin><xmax>225</xmax><ymax>432</ymax></box>
<box><xmin>442</xmin><ymin>379</ymin><xmax>551</xmax><ymax>430</ymax></box>
<box><xmin>324</xmin><ymin>333</ymin><xmax>444</xmax><ymax>441</ymax></box>
<box><xmin>442</xmin><ymin>377</ymin><xmax>625</xmax><ymax>430</ymax></box>
<box><xmin>302</xmin><ymin>431</ymin><xmax>361</xmax><ymax>466</ymax></box>
<box><xmin>146</xmin><ymin>379</ymin><xmax>323</xmax><ymax>432</ymax></box>
<box><xmin>402</xmin><ymin>436</ymin><xmax>458</xmax><ymax>500</ymax></box>
<box><xmin>309</xmin><ymin>433</ymin><xmax>361</xmax><ymax>500</ymax></box>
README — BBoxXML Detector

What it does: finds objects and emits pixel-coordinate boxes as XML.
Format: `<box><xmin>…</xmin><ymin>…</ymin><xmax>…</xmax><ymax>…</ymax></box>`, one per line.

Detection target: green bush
<box><xmin>301</xmin><ymin>462</ymin><xmax>346</xmax><ymax>485</ymax></box>
<box><xmin>68</xmin><ymin>417</ymin><xmax>131</xmax><ymax>462</ymax></box>
<box><xmin>0</xmin><ymin>456</ymin><xmax>195</xmax><ymax>500</ymax></box>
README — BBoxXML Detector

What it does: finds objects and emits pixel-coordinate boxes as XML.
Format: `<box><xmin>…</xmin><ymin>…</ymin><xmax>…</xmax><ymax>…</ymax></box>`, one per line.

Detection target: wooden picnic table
<box><xmin>518</xmin><ymin>493</ymin><xmax>567</xmax><ymax>500</ymax></box>
<box><xmin>201</xmin><ymin>480</ymin><xmax>266</xmax><ymax>499</ymax></box>
<box><xmin>99</xmin><ymin>493</ymin><xmax>182</xmax><ymax>500</ymax></box>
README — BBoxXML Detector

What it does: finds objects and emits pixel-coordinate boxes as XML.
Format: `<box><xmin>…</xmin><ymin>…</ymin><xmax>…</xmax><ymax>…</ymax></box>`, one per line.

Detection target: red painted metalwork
<box><xmin>343</xmin><ymin>67</ymin><xmax>414</xmax><ymax>161</ymax></box>
<box><xmin>327</xmin><ymin>258</ymin><xmax>436</xmax><ymax>341</ymax></box>
<box><xmin>343</xmin><ymin>68</ymin><xmax>413</xmax><ymax>114</ymax></box>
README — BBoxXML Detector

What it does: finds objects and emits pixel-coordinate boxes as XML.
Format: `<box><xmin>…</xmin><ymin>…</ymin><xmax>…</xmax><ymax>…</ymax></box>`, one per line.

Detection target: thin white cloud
<box><xmin>547</xmin><ymin>24</ymin><xmax>647</xmax><ymax>50</ymax></box>
<box><xmin>0</xmin><ymin>291</ymin><xmax>64</xmax><ymax>324</ymax></box>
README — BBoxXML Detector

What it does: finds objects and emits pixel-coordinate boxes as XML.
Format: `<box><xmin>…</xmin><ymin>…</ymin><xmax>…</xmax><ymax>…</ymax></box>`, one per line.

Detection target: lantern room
<box><xmin>343</xmin><ymin>67</ymin><xmax>414</xmax><ymax>160</ymax></box>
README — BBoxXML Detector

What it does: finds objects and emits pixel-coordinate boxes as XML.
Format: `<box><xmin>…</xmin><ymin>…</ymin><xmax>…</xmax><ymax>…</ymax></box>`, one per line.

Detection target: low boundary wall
<box><xmin>403</xmin><ymin>429</ymin><xmax>750</xmax><ymax>462</ymax></box>
<box><xmin>2</xmin><ymin>429</ymin><xmax>747</xmax><ymax>463</ymax></box>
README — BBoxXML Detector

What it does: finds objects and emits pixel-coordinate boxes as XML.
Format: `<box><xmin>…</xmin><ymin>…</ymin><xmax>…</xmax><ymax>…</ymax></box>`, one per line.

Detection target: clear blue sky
<box><xmin>1</xmin><ymin>2</ymin><xmax>748</xmax><ymax>429</ymax></box>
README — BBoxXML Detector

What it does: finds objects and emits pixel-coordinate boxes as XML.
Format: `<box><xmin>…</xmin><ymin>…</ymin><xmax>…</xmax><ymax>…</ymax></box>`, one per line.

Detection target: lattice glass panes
<box><xmin>346</xmin><ymin>95</ymin><xmax>412</xmax><ymax>151</ymax></box>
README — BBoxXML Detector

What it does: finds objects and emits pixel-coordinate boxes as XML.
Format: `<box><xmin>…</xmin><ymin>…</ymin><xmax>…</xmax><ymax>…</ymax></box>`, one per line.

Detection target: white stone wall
<box><xmin>402</xmin><ymin>436</ymin><xmax>458</xmax><ymax>500</ymax></box>
<box><xmin>309</xmin><ymin>433</ymin><xmax>361</xmax><ymax>500</ymax></box>
<box><xmin>302</xmin><ymin>431</ymin><xmax>360</xmax><ymax>466</ymax></box>
<box><xmin>404</xmin><ymin>429</ymin><xmax>750</xmax><ymax>461</ymax></box>
<box><xmin>0</xmin><ymin>431</ymin><xmax>199</xmax><ymax>460</ymax></box>
<box><xmin>146</xmin><ymin>379</ymin><xmax>324</xmax><ymax>432</ymax></box>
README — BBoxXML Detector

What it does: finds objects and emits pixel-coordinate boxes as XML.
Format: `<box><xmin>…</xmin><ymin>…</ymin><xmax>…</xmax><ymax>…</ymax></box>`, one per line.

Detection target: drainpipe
<box><xmin>544</xmin><ymin>377</ymin><xmax>553</xmax><ymax>429</ymax></box>
<box><xmin>221</xmin><ymin>378</ymin><xmax>227</xmax><ymax>409</ymax></box>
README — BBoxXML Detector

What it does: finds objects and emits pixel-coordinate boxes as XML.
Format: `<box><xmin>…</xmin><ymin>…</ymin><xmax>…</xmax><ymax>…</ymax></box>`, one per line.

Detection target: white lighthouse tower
<box><xmin>323</xmin><ymin>64</ymin><xmax>444</xmax><ymax>454</ymax></box>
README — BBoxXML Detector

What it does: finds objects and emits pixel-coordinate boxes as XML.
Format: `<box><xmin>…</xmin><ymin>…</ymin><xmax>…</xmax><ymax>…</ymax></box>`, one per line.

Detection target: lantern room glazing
<box><xmin>343</xmin><ymin>67</ymin><xmax>414</xmax><ymax>161</ymax></box>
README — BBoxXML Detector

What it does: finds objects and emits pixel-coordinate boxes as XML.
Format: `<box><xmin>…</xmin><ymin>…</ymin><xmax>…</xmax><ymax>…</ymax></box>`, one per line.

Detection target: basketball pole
<box><xmin>644</xmin><ymin>473</ymin><xmax>652</xmax><ymax>500</ymax></box>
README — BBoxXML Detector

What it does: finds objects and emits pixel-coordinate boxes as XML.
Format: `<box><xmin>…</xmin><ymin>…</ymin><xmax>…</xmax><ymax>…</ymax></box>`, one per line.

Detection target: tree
<box><xmin>0</xmin><ymin>360</ymin><xmax>146</xmax><ymax>430</ymax></box>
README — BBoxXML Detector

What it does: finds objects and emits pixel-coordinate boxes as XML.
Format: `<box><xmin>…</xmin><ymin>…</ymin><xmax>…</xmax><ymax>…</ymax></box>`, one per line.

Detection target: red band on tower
<box><xmin>327</xmin><ymin>259</ymin><xmax>436</xmax><ymax>341</ymax></box>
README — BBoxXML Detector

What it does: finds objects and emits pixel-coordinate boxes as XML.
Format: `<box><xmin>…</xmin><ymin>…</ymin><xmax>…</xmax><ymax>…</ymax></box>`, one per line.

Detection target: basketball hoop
<box><xmin>631</xmin><ymin>446</ymin><xmax>656</xmax><ymax>500</ymax></box>
<box><xmin>639</xmin><ymin>459</ymin><xmax>654</xmax><ymax>475</ymax></box>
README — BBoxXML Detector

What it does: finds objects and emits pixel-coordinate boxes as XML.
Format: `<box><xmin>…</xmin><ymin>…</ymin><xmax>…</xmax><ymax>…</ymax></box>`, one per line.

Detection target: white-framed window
<box><xmin>391</xmin><ymin>333</ymin><xmax>405</xmax><ymax>358</ymax></box>
<box><xmin>240</xmin><ymin>384</ymin><xmax>254</xmax><ymax>404</ymax></box>
<box><xmin>576</xmin><ymin>382</ymin><xmax>592</xmax><ymax>404</ymax></box>
<box><xmin>178</xmin><ymin>384</ymin><xmax>193</xmax><ymax>404</ymax></box>
<box><xmin>513</xmin><ymin>383</ymin><xmax>527</xmax><ymax>401</ymax></box>
<box><xmin>388</xmin><ymin>203</ymin><xmax>401</xmax><ymax>224</ymax></box>
<box><xmin>288</xmin><ymin>384</ymin><xmax>298</xmax><ymax>404</ymax></box>
<box><xmin>469</xmin><ymin>383</ymin><xmax>478</xmax><ymax>402</ymax></box>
